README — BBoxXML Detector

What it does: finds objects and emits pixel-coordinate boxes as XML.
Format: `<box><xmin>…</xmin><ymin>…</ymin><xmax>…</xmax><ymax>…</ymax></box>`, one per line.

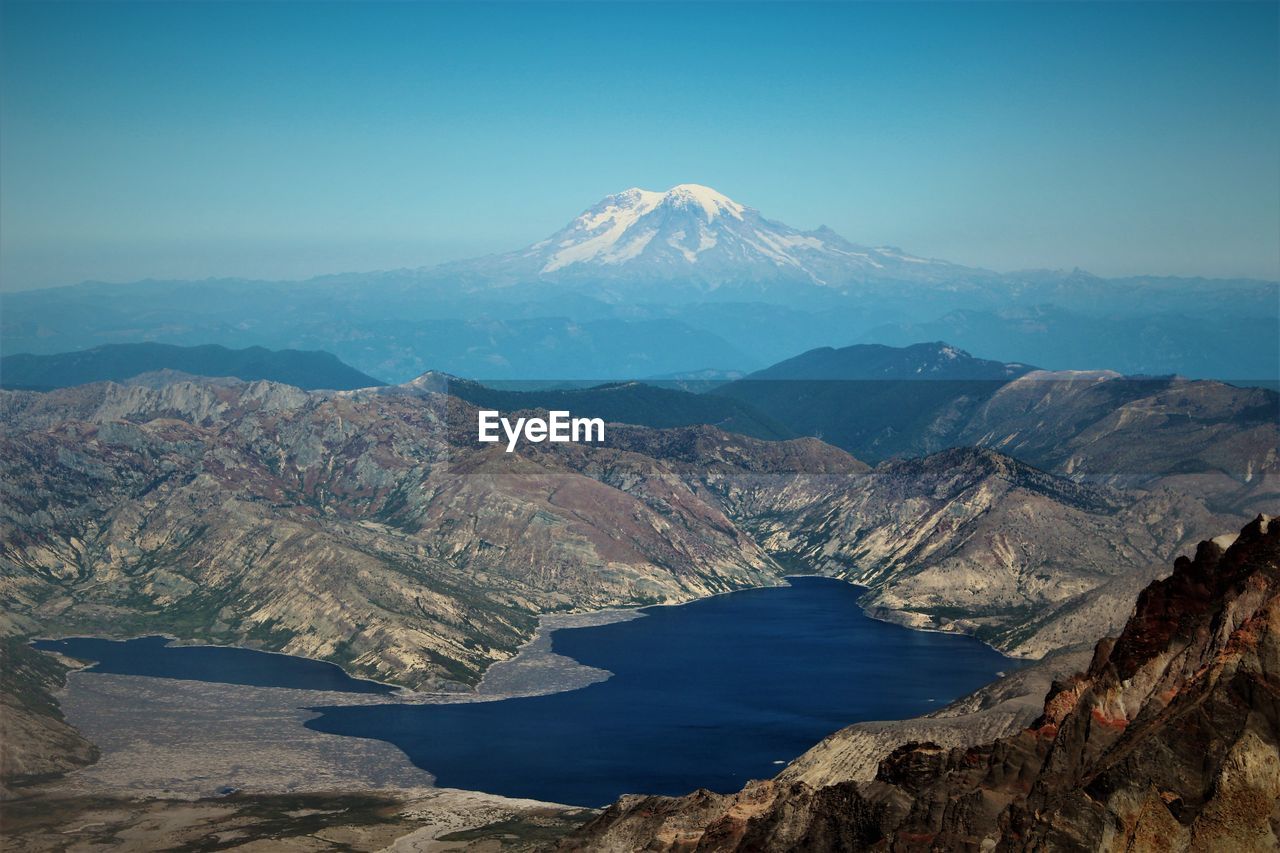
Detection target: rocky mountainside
<box><xmin>745</xmin><ymin>447</ymin><xmax>1235</xmax><ymax>656</ymax></box>
<box><xmin>0</xmin><ymin>374</ymin><xmax>1258</xmax><ymax>790</ymax></box>
<box><xmin>773</xmin><ymin>647</ymin><xmax>1094</xmax><ymax>791</ymax></box>
<box><xmin>560</xmin><ymin>515</ymin><xmax>1280</xmax><ymax>852</ymax></box>
<box><xmin>957</xmin><ymin>369</ymin><xmax>1279</xmax><ymax>505</ymax></box>
<box><xmin>13</xmin><ymin>376</ymin><xmax>1198</xmax><ymax>695</ymax></box>
<box><xmin>599</xmin><ymin>431</ymin><xmax>1243</xmax><ymax>659</ymax></box>
<box><xmin>716</xmin><ymin>345</ymin><xmax>1279</xmax><ymax>502</ymax></box>
<box><xmin>0</xmin><ymin>379</ymin><xmax>828</xmax><ymax>692</ymax></box>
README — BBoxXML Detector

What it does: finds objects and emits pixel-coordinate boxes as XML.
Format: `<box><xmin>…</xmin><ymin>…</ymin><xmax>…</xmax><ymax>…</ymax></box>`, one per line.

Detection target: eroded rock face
<box><xmin>3</xmin><ymin>381</ymin><xmax>846</xmax><ymax>691</ymax></box>
<box><xmin>746</xmin><ymin>447</ymin><xmax>1235</xmax><ymax>656</ymax></box>
<box><xmin>957</xmin><ymin>372</ymin><xmax>1279</xmax><ymax>511</ymax></box>
<box><xmin>719</xmin><ymin>364</ymin><xmax>1279</xmax><ymax>508</ymax></box>
<box><xmin>1</xmin><ymin>376</ymin><xmax>1262</xmax><ymax>794</ymax></box>
<box><xmin>8</xmin><ymin>377</ymin><xmax>1215</xmax><ymax>695</ymax></box>
<box><xmin>560</xmin><ymin>516</ymin><xmax>1280</xmax><ymax>852</ymax></box>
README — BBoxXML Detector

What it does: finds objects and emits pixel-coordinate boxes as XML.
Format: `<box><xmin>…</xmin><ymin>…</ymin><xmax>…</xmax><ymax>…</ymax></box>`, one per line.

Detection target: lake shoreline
<box><xmin>32</xmin><ymin>576</ymin><xmax>1022</xmax><ymax>809</ymax></box>
<box><xmin>304</xmin><ymin>577</ymin><xmax>1015</xmax><ymax>806</ymax></box>
<box><xmin>29</xmin><ymin>570</ymin><xmax>1031</xmax><ymax>706</ymax></box>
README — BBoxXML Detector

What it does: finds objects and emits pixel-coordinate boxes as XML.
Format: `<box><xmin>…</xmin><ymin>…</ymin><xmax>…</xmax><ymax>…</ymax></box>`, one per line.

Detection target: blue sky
<box><xmin>1</xmin><ymin>1</ymin><xmax>1277</xmax><ymax>290</ymax></box>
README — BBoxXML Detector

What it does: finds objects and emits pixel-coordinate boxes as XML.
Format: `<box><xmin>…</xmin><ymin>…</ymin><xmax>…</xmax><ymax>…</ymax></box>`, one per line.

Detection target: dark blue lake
<box><xmin>31</xmin><ymin>635</ymin><xmax>395</xmax><ymax>694</ymax></box>
<box><xmin>306</xmin><ymin>577</ymin><xmax>1014</xmax><ymax>806</ymax></box>
<box><xmin>34</xmin><ymin>579</ymin><xmax>1013</xmax><ymax>807</ymax></box>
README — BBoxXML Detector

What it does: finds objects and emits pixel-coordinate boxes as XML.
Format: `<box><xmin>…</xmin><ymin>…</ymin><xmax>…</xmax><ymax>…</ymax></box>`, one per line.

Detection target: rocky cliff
<box><xmin>559</xmin><ymin>515</ymin><xmax>1280</xmax><ymax>852</ymax></box>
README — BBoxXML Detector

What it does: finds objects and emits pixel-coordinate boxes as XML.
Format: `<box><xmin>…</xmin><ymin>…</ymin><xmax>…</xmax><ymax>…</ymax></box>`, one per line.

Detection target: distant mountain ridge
<box><xmin>0</xmin><ymin>343</ymin><xmax>385</xmax><ymax>391</ymax></box>
<box><xmin>865</xmin><ymin>303</ymin><xmax>1280</xmax><ymax>383</ymax></box>
<box><xmin>713</xmin><ymin>342</ymin><xmax>1037</xmax><ymax>462</ymax></box>
<box><xmin>714</xmin><ymin>342</ymin><xmax>1279</xmax><ymax>507</ymax></box>
<box><xmin>2</xmin><ymin>184</ymin><xmax>1276</xmax><ymax>381</ymax></box>
<box><xmin>741</xmin><ymin>341</ymin><xmax>1032</xmax><ymax>380</ymax></box>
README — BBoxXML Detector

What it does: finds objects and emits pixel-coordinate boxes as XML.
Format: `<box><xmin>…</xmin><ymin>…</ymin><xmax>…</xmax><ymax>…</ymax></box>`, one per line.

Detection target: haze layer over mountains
<box><xmin>5</xmin><ymin>185</ymin><xmax>1277</xmax><ymax>382</ymax></box>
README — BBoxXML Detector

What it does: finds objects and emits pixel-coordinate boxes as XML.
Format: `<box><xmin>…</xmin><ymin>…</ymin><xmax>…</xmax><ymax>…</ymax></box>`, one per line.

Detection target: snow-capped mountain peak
<box><xmin>538</xmin><ymin>184</ymin><xmax>749</xmax><ymax>273</ymax></box>
<box><xmin>662</xmin><ymin>184</ymin><xmax>746</xmax><ymax>220</ymax></box>
<box><xmin>579</xmin><ymin>184</ymin><xmax>744</xmax><ymax>226</ymax></box>
<box><xmin>460</xmin><ymin>183</ymin><xmax>966</xmax><ymax>290</ymax></box>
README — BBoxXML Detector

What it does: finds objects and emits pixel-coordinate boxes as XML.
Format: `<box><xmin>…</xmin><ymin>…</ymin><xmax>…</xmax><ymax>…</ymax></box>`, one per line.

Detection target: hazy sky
<box><xmin>2</xmin><ymin>1</ymin><xmax>1277</xmax><ymax>291</ymax></box>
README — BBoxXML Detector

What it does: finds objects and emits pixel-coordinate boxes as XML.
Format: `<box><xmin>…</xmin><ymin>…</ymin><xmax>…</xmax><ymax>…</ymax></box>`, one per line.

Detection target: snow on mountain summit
<box><xmin>448</xmin><ymin>183</ymin><xmax>965</xmax><ymax>290</ymax></box>
<box><xmin>661</xmin><ymin>184</ymin><xmax>746</xmax><ymax>220</ymax></box>
<box><xmin>537</xmin><ymin>184</ymin><xmax>750</xmax><ymax>273</ymax></box>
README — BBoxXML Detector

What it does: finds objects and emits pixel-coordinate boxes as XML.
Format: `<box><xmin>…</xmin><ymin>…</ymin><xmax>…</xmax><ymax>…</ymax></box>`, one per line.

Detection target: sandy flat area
<box><xmin>45</xmin><ymin>608</ymin><xmax>640</xmax><ymax>800</ymax></box>
<box><xmin>2</xmin><ymin>612</ymin><xmax>636</xmax><ymax>850</ymax></box>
